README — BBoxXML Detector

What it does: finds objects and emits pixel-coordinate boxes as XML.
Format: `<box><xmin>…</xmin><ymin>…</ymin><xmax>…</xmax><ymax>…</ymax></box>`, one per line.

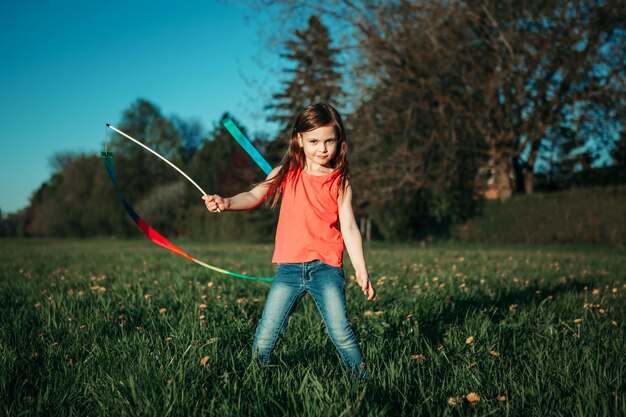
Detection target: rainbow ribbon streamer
<box><xmin>101</xmin><ymin>151</ymin><xmax>274</xmax><ymax>282</ymax></box>
<box><xmin>222</xmin><ymin>117</ymin><xmax>273</xmax><ymax>175</ymax></box>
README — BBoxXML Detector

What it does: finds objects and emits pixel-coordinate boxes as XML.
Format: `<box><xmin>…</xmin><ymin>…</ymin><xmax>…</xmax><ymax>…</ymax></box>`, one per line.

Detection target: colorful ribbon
<box><xmin>222</xmin><ymin>117</ymin><xmax>273</xmax><ymax>175</ymax></box>
<box><xmin>101</xmin><ymin>151</ymin><xmax>274</xmax><ymax>281</ymax></box>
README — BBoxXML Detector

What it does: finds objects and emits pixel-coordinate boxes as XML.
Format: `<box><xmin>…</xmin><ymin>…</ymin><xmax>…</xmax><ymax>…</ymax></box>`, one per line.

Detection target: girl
<box><xmin>203</xmin><ymin>102</ymin><xmax>376</xmax><ymax>378</ymax></box>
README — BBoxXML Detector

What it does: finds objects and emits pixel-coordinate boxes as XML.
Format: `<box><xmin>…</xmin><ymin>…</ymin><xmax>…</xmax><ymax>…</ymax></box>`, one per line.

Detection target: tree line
<box><xmin>2</xmin><ymin>1</ymin><xmax>625</xmax><ymax>240</ymax></box>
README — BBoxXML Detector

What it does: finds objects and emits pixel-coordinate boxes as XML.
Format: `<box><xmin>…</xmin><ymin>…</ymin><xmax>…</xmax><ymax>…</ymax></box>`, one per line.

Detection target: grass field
<box><xmin>1</xmin><ymin>239</ymin><xmax>624</xmax><ymax>416</ymax></box>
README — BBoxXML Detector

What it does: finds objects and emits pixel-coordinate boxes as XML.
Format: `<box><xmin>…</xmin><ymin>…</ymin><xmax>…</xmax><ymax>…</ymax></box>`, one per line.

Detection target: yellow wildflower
<box><xmin>466</xmin><ymin>392</ymin><xmax>480</xmax><ymax>403</ymax></box>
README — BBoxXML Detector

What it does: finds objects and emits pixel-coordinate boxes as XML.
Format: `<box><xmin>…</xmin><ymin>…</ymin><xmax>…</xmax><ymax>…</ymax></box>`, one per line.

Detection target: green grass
<box><xmin>1</xmin><ymin>239</ymin><xmax>624</xmax><ymax>416</ymax></box>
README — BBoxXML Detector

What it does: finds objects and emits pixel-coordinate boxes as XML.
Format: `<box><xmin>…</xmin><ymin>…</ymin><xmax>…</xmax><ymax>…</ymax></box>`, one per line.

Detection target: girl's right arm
<box><xmin>203</xmin><ymin>166</ymin><xmax>281</xmax><ymax>212</ymax></box>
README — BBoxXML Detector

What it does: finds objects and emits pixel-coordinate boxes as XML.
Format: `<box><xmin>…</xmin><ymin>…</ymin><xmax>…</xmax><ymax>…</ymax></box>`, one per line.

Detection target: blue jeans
<box><xmin>252</xmin><ymin>260</ymin><xmax>366</xmax><ymax>378</ymax></box>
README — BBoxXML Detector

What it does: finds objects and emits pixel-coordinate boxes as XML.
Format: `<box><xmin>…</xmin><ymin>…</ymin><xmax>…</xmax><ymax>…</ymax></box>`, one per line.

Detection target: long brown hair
<box><xmin>266</xmin><ymin>102</ymin><xmax>350</xmax><ymax>208</ymax></box>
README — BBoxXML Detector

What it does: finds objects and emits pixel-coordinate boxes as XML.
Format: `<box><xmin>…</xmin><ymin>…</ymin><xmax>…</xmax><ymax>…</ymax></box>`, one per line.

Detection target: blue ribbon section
<box><xmin>222</xmin><ymin>117</ymin><xmax>273</xmax><ymax>175</ymax></box>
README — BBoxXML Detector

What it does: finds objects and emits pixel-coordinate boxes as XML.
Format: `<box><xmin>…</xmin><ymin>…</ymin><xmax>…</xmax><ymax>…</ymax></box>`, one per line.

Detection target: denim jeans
<box><xmin>252</xmin><ymin>260</ymin><xmax>366</xmax><ymax>378</ymax></box>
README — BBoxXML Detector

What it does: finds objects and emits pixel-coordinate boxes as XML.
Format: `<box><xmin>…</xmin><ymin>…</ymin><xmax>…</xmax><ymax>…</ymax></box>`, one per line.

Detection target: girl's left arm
<box><xmin>339</xmin><ymin>183</ymin><xmax>377</xmax><ymax>301</ymax></box>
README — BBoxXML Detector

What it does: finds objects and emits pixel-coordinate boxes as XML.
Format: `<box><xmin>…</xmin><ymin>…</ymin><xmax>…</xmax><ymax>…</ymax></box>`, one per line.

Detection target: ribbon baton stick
<box><xmin>106</xmin><ymin>123</ymin><xmax>209</xmax><ymax>196</ymax></box>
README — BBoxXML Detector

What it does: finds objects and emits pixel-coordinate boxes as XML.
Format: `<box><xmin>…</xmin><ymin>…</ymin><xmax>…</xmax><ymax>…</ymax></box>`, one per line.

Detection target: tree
<box><xmin>25</xmin><ymin>153</ymin><xmax>132</xmax><ymax>237</ymax></box>
<box><xmin>111</xmin><ymin>99</ymin><xmax>184</xmax><ymax>199</ymax></box>
<box><xmin>257</xmin><ymin>0</ymin><xmax>626</xmax><ymax>202</ymax></box>
<box><xmin>265</xmin><ymin>15</ymin><xmax>344</xmax><ymax>164</ymax></box>
<box><xmin>171</xmin><ymin>115</ymin><xmax>205</xmax><ymax>163</ymax></box>
<box><xmin>613</xmin><ymin>131</ymin><xmax>626</xmax><ymax>167</ymax></box>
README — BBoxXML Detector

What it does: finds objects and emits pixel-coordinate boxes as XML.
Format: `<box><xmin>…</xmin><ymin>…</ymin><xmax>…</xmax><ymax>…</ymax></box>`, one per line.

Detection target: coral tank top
<box><xmin>272</xmin><ymin>169</ymin><xmax>344</xmax><ymax>267</ymax></box>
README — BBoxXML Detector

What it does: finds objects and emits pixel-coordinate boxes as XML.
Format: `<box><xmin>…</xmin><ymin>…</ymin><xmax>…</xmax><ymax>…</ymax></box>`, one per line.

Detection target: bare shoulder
<box><xmin>259</xmin><ymin>165</ymin><xmax>282</xmax><ymax>185</ymax></box>
<box><xmin>268</xmin><ymin>165</ymin><xmax>282</xmax><ymax>179</ymax></box>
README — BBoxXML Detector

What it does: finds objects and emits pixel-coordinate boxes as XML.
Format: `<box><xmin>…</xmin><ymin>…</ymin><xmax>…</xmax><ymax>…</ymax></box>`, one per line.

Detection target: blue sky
<box><xmin>0</xmin><ymin>1</ymin><xmax>283</xmax><ymax>214</ymax></box>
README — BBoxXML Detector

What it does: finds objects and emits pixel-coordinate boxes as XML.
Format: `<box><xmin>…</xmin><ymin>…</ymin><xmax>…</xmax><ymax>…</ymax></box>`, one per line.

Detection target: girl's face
<box><xmin>297</xmin><ymin>125</ymin><xmax>338</xmax><ymax>169</ymax></box>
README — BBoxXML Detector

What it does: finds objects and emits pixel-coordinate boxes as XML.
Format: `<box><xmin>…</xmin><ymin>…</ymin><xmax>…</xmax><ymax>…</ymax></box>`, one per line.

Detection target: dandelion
<box><xmin>466</xmin><ymin>336</ymin><xmax>475</xmax><ymax>345</ymax></box>
<box><xmin>466</xmin><ymin>392</ymin><xmax>481</xmax><ymax>403</ymax></box>
<box><xmin>410</xmin><ymin>354</ymin><xmax>426</xmax><ymax>362</ymax></box>
<box><xmin>159</xmin><ymin>308</ymin><xmax>167</xmax><ymax>314</ymax></box>
<box><xmin>447</xmin><ymin>396</ymin><xmax>462</xmax><ymax>407</ymax></box>
<box><xmin>497</xmin><ymin>395</ymin><xmax>506</xmax><ymax>402</ymax></box>
<box><xmin>200</xmin><ymin>356</ymin><xmax>209</xmax><ymax>367</ymax></box>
